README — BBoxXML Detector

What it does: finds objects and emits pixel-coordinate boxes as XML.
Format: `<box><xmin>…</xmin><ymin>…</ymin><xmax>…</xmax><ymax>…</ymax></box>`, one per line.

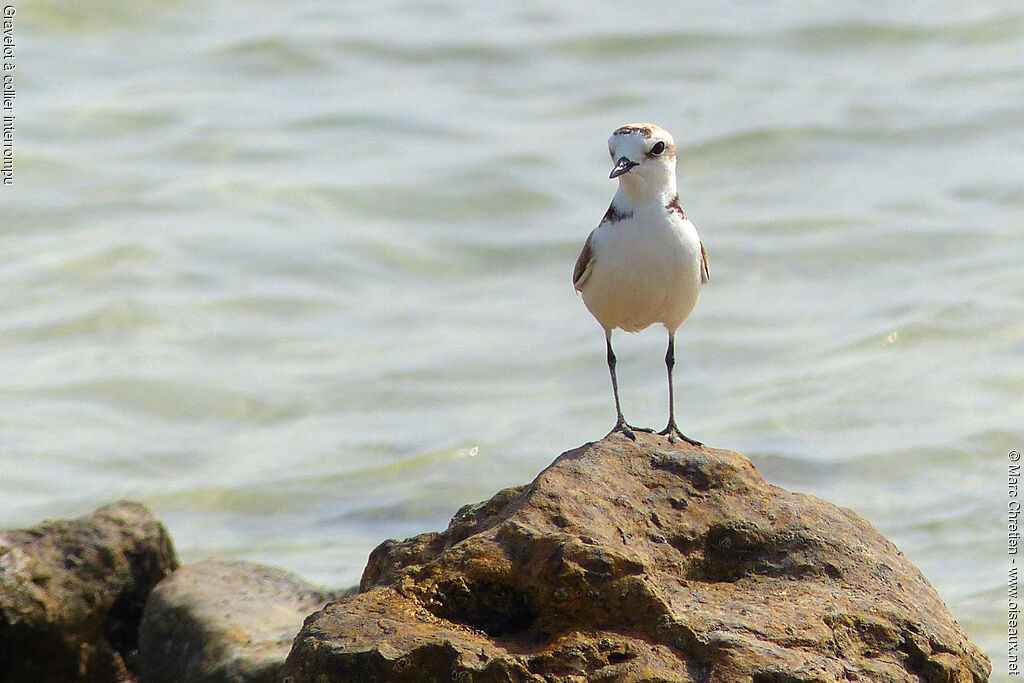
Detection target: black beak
<box><xmin>609</xmin><ymin>157</ymin><xmax>638</xmax><ymax>179</ymax></box>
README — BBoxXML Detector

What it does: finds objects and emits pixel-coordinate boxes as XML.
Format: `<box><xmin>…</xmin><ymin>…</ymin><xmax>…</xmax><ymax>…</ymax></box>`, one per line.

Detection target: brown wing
<box><xmin>573</xmin><ymin>230</ymin><xmax>596</xmax><ymax>292</ymax></box>
<box><xmin>699</xmin><ymin>241</ymin><xmax>709</xmax><ymax>284</ymax></box>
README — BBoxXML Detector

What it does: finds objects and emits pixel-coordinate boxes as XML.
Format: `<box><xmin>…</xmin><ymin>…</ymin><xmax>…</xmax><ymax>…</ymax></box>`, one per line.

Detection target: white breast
<box><xmin>581</xmin><ymin>207</ymin><xmax>703</xmax><ymax>333</ymax></box>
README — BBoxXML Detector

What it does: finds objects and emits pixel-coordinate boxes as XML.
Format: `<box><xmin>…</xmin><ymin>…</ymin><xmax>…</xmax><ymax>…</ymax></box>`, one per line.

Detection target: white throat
<box><xmin>615</xmin><ymin>166</ymin><xmax>678</xmax><ymax>208</ymax></box>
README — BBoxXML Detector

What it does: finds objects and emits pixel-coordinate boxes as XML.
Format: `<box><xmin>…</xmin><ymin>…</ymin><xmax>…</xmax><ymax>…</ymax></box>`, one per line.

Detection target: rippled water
<box><xmin>2</xmin><ymin>1</ymin><xmax>1022</xmax><ymax>676</ymax></box>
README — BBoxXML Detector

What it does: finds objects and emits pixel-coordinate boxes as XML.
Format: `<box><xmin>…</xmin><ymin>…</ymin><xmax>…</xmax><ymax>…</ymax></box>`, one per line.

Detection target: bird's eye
<box><xmin>651</xmin><ymin>141</ymin><xmax>666</xmax><ymax>156</ymax></box>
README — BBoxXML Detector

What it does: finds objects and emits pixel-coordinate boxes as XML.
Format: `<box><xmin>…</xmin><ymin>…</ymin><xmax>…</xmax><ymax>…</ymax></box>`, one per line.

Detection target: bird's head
<box><xmin>607</xmin><ymin>123</ymin><xmax>677</xmax><ymax>201</ymax></box>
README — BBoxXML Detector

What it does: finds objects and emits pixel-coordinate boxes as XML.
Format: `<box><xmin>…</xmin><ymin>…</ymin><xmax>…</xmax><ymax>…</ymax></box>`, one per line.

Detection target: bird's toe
<box><xmin>659</xmin><ymin>424</ymin><xmax>702</xmax><ymax>447</ymax></box>
<box><xmin>610</xmin><ymin>421</ymin><xmax>639</xmax><ymax>441</ymax></box>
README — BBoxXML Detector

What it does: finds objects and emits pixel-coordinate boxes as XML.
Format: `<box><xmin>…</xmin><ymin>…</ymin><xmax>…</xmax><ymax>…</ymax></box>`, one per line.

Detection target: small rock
<box><xmin>282</xmin><ymin>434</ymin><xmax>991</xmax><ymax>683</ymax></box>
<box><xmin>0</xmin><ymin>501</ymin><xmax>179</xmax><ymax>682</ymax></box>
<box><xmin>139</xmin><ymin>559</ymin><xmax>350</xmax><ymax>683</ymax></box>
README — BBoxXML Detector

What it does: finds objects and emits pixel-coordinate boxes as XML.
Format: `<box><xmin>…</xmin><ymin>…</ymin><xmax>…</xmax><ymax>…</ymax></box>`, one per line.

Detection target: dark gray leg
<box><xmin>605</xmin><ymin>330</ymin><xmax>652</xmax><ymax>440</ymax></box>
<box><xmin>658</xmin><ymin>331</ymin><xmax>702</xmax><ymax>446</ymax></box>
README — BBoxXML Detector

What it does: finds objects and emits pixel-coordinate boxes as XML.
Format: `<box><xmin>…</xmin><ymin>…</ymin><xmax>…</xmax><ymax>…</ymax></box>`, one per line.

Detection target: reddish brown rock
<box><xmin>283</xmin><ymin>434</ymin><xmax>990</xmax><ymax>683</ymax></box>
<box><xmin>0</xmin><ymin>501</ymin><xmax>179</xmax><ymax>682</ymax></box>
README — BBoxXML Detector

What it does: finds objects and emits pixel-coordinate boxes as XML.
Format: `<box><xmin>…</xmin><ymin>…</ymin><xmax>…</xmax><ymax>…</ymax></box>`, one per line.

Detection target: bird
<box><xmin>573</xmin><ymin>123</ymin><xmax>708</xmax><ymax>446</ymax></box>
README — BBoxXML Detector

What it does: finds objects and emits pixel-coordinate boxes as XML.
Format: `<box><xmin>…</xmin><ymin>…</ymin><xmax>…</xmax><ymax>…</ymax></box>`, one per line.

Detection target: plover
<box><xmin>573</xmin><ymin>123</ymin><xmax>708</xmax><ymax>445</ymax></box>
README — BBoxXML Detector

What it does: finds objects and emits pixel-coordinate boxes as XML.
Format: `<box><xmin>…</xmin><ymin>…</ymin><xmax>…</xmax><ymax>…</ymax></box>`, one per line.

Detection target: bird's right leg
<box><xmin>605</xmin><ymin>330</ymin><xmax>653</xmax><ymax>440</ymax></box>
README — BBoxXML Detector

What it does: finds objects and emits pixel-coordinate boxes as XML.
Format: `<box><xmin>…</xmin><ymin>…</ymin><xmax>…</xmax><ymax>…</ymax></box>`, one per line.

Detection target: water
<box><xmin>2</xmin><ymin>0</ymin><xmax>1022</xmax><ymax>676</ymax></box>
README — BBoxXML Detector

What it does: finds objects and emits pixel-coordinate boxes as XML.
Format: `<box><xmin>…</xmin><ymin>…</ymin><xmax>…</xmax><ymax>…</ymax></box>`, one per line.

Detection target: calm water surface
<box><xmin>2</xmin><ymin>1</ymin><xmax>1022</xmax><ymax>676</ymax></box>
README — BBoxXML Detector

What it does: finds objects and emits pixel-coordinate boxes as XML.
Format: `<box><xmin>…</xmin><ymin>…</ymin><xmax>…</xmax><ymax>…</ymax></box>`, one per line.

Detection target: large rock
<box><xmin>0</xmin><ymin>501</ymin><xmax>179</xmax><ymax>682</ymax></box>
<box><xmin>283</xmin><ymin>434</ymin><xmax>990</xmax><ymax>683</ymax></box>
<box><xmin>139</xmin><ymin>559</ymin><xmax>350</xmax><ymax>683</ymax></box>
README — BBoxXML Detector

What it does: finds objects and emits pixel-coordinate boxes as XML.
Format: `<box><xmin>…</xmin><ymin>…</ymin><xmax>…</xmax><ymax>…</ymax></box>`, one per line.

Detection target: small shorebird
<box><xmin>573</xmin><ymin>123</ymin><xmax>708</xmax><ymax>445</ymax></box>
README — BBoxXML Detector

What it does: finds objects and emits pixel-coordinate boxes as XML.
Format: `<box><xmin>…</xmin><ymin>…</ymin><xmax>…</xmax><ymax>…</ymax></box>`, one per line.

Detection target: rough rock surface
<box><xmin>283</xmin><ymin>434</ymin><xmax>990</xmax><ymax>683</ymax></box>
<box><xmin>0</xmin><ymin>501</ymin><xmax>179</xmax><ymax>683</ymax></box>
<box><xmin>139</xmin><ymin>559</ymin><xmax>350</xmax><ymax>683</ymax></box>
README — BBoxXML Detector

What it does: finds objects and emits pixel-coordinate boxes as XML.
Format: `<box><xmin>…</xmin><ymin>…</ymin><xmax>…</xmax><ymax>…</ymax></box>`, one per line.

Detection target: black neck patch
<box><xmin>666</xmin><ymin>195</ymin><xmax>686</xmax><ymax>220</ymax></box>
<box><xmin>601</xmin><ymin>202</ymin><xmax>633</xmax><ymax>224</ymax></box>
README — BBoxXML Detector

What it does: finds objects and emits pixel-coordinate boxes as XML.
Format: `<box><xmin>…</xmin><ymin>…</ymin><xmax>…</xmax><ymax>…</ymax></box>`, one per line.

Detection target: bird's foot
<box><xmin>659</xmin><ymin>422</ymin><xmax>702</xmax><ymax>447</ymax></box>
<box><xmin>609</xmin><ymin>420</ymin><xmax>655</xmax><ymax>441</ymax></box>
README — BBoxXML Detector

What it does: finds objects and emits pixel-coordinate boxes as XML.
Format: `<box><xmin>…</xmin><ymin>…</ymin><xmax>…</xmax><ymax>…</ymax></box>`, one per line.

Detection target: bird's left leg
<box><xmin>659</xmin><ymin>331</ymin><xmax>702</xmax><ymax>446</ymax></box>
